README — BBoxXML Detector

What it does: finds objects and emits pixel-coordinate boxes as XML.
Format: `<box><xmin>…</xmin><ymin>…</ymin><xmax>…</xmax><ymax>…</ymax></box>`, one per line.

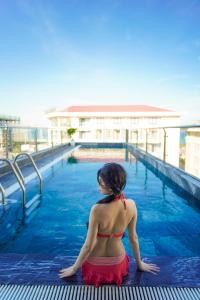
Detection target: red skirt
<box><xmin>81</xmin><ymin>252</ymin><xmax>130</xmax><ymax>288</ymax></box>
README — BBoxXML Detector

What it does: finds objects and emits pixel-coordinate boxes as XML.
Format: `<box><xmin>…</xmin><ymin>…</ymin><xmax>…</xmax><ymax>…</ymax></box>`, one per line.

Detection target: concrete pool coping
<box><xmin>0</xmin><ymin>144</ymin><xmax>81</xmax><ymax>199</ymax></box>
<box><xmin>127</xmin><ymin>143</ymin><xmax>200</xmax><ymax>204</ymax></box>
<box><xmin>0</xmin><ymin>144</ymin><xmax>73</xmax><ymax>175</ymax></box>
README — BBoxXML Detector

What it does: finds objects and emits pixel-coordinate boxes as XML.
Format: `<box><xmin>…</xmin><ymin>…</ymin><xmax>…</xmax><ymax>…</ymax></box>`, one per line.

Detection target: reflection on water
<box><xmin>69</xmin><ymin>148</ymin><xmax>136</xmax><ymax>163</ymax></box>
<box><xmin>67</xmin><ymin>156</ymin><xmax>79</xmax><ymax>164</ymax></box>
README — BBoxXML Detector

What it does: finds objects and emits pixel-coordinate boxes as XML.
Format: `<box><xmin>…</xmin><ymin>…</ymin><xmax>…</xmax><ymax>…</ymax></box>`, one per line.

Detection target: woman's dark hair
<box><xmin>86</xmin><ymin>163</ymin><xmax>127</xmax><ymax>238</ymax></box>
<box><xmin>96</xmin><ymin>162</ymin><xmax>127</xmax><ymax>205</ymax></box>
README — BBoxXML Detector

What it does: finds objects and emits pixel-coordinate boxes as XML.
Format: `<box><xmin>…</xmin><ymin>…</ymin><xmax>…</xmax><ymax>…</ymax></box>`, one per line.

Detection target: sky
<box><xmin>0</xmin><ymin>0</ymin><xmax>200</xmax><ymax>125</ymax></box>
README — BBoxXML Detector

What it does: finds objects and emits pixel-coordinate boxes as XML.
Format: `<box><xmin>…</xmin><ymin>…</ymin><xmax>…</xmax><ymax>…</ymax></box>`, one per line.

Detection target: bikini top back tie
<box><xmin>97</xmin><ymin>193</ymin><xmax>127</xmax><ymax>238</ymax></box>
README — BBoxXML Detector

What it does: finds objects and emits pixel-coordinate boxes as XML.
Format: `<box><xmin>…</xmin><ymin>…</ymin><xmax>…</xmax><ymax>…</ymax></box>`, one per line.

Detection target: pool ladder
<box><xmin>0</xmin><ymin>153</ymin><xmax>42</xmax><ymax>218</ymax></box>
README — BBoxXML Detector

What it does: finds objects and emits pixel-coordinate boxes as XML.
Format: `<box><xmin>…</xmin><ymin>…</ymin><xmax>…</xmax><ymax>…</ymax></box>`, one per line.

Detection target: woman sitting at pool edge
<box><xmin>59</xmin><ymin>163</ymin><xmax>160</xmax><ymax>287</ymax></box>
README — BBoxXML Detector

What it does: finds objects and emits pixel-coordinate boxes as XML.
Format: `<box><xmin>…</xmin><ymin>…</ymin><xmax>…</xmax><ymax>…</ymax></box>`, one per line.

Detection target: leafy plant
<box><xmin>67</xmin><ymin>128</ymin><xmax>77</xmax><ymax>138</ymax></box>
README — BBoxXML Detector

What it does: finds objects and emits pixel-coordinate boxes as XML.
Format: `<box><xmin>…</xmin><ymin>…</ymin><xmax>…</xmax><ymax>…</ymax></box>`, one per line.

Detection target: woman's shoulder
<box><xmin>125</xmin><ymin>198</ymin><xmax>136</xmax><ymax>204</ymax></box>
<box><xmin>125</xmin><ymin>198</ymin><xmax>137</xmax><ymax>210</ymax></box>
<box><xmin>90</xmin><ymin>203</ymin><xmax>104</xmax><ymax>213</ymax></box>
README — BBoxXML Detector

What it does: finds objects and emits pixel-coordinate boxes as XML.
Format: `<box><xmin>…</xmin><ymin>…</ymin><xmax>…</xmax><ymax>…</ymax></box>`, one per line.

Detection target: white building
<box><xmin>46</xmin><ymin>105</ymin><xmax>181</xmax><ymax>166</ymax></box>
<box><xmin>185</xmin><ymin>128</ymin><xmax>200</xmax><ymax>179</ymax></box>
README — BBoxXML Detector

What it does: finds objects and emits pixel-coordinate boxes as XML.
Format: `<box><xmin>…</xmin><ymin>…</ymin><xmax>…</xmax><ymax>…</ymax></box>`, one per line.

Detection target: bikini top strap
<box><xmin>114</xmin><ymin>193</ymin><xmax>126</xmax><ymax>210</ymax></box>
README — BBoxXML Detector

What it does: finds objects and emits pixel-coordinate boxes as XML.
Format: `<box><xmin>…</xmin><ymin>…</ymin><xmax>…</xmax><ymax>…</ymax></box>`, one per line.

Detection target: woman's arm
<box><xmin>128</xmin><ymin>200</ymin><xmax>160</xmax><ymax>274</ymax></box>
<box><xmin>73</xmin><ymin>205</ymin><xmax>99</xmax><ymax>271</ymax></box>
<box><xmin>59</xmin><ymin>242</ymin><xmax>92</xmax><ymax>278</ymax></box>
<box><xmin>59</xmin><ymin>205</ymin><xmax>99</xmax><ymax>278</ymax></box>
<box><xmin>127</xmin><ymin>201</ymin><xmax>142</xmax><ymax>267</ymax></box>
<box><xmin>72</xmin><ymin>242</ymin><xmax>93</xmax><ymax>271</ymax></box>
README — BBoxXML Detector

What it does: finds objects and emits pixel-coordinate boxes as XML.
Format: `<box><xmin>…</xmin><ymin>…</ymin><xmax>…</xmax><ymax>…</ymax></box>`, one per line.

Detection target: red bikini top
<box><xmin>97</xmin><ymin>193</ymin><xmax>127</xmax><ymax>238</ymax></box>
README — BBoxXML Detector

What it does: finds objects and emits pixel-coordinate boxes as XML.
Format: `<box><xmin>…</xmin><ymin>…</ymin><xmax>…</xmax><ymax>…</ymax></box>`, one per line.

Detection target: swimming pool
<box><xmin>0</xmin><ymin>146</ymin><xmax>200</xmax><ymax>257</ymax></box>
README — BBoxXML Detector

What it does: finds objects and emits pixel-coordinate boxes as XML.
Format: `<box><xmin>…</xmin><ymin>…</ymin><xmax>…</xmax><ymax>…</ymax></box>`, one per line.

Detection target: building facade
<box><xmin>46</xmin><ymin>105</ymin><xmax>181</xmax><ymax>166</ymax></box>
<box><xmin>185</xmin><ymin>128</ymin><xmax>200</xmax><ymax>178</ymax></box>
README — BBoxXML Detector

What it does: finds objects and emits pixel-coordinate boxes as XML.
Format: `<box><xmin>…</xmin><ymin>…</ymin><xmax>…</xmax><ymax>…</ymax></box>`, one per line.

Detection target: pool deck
<box><xmin>0</xmin><ymin>253</ymin><xmax>200</xmax><ymax>288</ymax></box>
<box><xmin>0</xmin><ymin>256</ymin><xmax>200</xmax><ymax>300</ymax></box>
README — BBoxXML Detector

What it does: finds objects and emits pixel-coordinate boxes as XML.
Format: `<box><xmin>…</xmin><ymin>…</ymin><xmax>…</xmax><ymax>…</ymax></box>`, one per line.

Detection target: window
<box><xmin>96</xmin><ymin>130</ymin><xmax>102</xmax><ymax>139</ymax></box>
<box><xmin>130</xmin><ymin>118</ymin><xmax>139</xmax><ymax>125</ymax></box>
<box><xmin>149</xmin><ymin>117</ymin><xmax>157</xmax><ymax>125</ymax></box>
<box><xmin>79</xmin><ymin>131</ymin><xmax>89</xmax><ymax>139</ymax></box>
<box><xmin>149</xmin><ymin>129</ymin><xmax>158</xmax><ymax>139</ymax></box>
<box><xmin>96</xmin><ymin>118</ymin><xmax>104</xmax><ymax>125</ymax></box>
<box><xmin>113</xmin><ymin>118</ymin><xmax>121</xmax><ymax>125</ymax></box>
<box><xmin>79</xmin><ymin>118</ymin><xmax>90</xmax><ymax>127</ymax></box>
<box><xmin>104</xmin><ymin>129</ymin><xmax>111</xmax><ymax>139</ymax></box>
<box><xmin>59</xmin><ymin>118</ymin><xmax>70</xmax><ymax>127</ymax></box>
<box><xmin>113</xmin><ymin>130</ymin><xmax>120</xmax><ymax>140</ymax></box>
<box><xmin>51</xmin><ymin>118</ymin><xmax>58</xmax><ymax>126</ymax></box>
<box><xmin>131</xmin><ymin>130</ymin><xmax>138</xmax><ymax>141</ymax></box>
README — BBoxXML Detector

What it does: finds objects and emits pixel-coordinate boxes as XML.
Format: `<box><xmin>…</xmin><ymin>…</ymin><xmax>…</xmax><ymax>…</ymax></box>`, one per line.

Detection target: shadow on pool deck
<box><xmin>0</xmin><ymin>254</ymin><xmax>199</xmax><ymax>288</ymax></box>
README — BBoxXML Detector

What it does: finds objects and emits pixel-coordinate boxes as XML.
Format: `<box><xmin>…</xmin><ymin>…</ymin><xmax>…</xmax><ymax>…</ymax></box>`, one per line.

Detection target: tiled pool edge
<box><xmin>0</xmin><ymin>254</ymin><xmax>200</xmax><ymax>287</ymax></box>
<box><xmin>127</xmin><ymin>144</ymin><xmax>200</xmax><ymax>203</ymax></box>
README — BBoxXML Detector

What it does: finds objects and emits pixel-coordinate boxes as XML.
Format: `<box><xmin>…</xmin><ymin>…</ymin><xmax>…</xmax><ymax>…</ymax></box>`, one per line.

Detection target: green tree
<box><xmin>67</xmin><ymin>128</ymin><xmax>77</xmax><ymax>139</ymax></box>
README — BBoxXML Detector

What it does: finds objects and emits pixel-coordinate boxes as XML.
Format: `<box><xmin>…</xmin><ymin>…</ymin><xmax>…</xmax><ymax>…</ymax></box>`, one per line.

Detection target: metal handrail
<box><xmin>126</xmin><ymin>124</ymin><xmax>200</xmax><ymax>130</ymax></box>
<box><xmin>0</xmin><ymin>183</ymin><xmax>6</xmax><ymax>205</ymax></box>
<box><xmin>13</xmin><ymin>152</ymin><xmax>42</xmax><ymax>194</ymax></box>
<box><xmin>163</xmin><ymin>128</ymin><xmax>167</xmax><ymax>162</ymax></box>
<box><xmin>129</xmin><ymin>127</ymin><xmax>178</xmax><ymax>163</ymax></box>
<box><xmin>0</xmin><ymin>158</ymin><xmax>26</xmax><ymax>208</ymax></box>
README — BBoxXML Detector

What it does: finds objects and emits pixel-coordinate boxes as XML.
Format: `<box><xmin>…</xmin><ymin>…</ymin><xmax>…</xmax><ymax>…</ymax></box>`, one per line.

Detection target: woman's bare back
<box><xmin>89</xmin><ymin>198</ymin><xmax>134</xmax><ymax>257</ymax></box>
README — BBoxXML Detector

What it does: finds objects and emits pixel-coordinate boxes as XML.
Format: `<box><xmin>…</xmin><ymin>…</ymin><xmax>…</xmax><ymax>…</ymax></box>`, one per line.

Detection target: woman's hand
<box><xmin>58</xmin><ymin>265</ymin><xmax>77</xmax><ymax>278</ymax></box>
<box><xmin>137</xmin><ymin>260</ymin><xmax>160</xmax><ymax>274</ymax></box>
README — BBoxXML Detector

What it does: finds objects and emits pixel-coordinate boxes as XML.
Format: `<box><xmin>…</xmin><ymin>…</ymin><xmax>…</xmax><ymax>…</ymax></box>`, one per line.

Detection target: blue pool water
<box><xmin>1</xmin><ymin>147</ymin><xmax>200</xmax><ymax>257</ymax></box>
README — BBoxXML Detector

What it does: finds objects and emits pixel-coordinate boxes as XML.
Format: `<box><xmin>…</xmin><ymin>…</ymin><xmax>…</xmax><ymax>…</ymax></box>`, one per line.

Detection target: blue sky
<box><xmin>0</xmin><ymin>0</ymin><xmax>200</xmax><ymax>124</ymax></box>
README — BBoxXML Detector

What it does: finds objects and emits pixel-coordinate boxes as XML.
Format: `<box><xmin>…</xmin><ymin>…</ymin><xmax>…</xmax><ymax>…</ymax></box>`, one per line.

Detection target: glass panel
<box><xmin>130</xmin><ymin>126</ymin><xmax>200</xmax><ymax>180</ymax></box>
<box><xmin>0</xmin><ymin>126</ymin><xmax>70</xmax><ymax>159</ymax></box>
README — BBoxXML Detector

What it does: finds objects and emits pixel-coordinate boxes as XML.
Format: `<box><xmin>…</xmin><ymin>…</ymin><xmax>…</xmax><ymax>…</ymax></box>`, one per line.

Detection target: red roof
<box><xmin>63</xmin><ymin>105</ymin><xmax>174</xmax><ymax>113</ymax></box>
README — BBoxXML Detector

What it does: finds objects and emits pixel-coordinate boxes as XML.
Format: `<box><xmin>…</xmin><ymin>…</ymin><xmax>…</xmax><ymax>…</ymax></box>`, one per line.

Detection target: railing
<box><xmin>13</xmin><ymin>152</ymin><xmax>42</xmax><ymax>194</ymax></box>
<box><xmin>1</xmin><ymin>124</ymin><xmax>200</xmax><ymax>181</ymax></box>
<box><xmin>0</xmin><ymin>152</ymin><xmax>43</xmax><ymax>217</ymax></box>
<box><xmin>127</xmin><ymin>124</ymin><xmax>200</xmax><ymax>181</ymax></box>
<box><xmin>0</xmin><ymin>183</ymin><xmax>6</xmax><ymax>205</ymax></box>
<box><xmin>0</xmin><ymin>125</ymin><xmax>70</xmax><ymax>160</ymax></box>
<box><xmin>0</xmin><ymin>158</ymin><xmax>26</xmax><ymax>207</ymax></box>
